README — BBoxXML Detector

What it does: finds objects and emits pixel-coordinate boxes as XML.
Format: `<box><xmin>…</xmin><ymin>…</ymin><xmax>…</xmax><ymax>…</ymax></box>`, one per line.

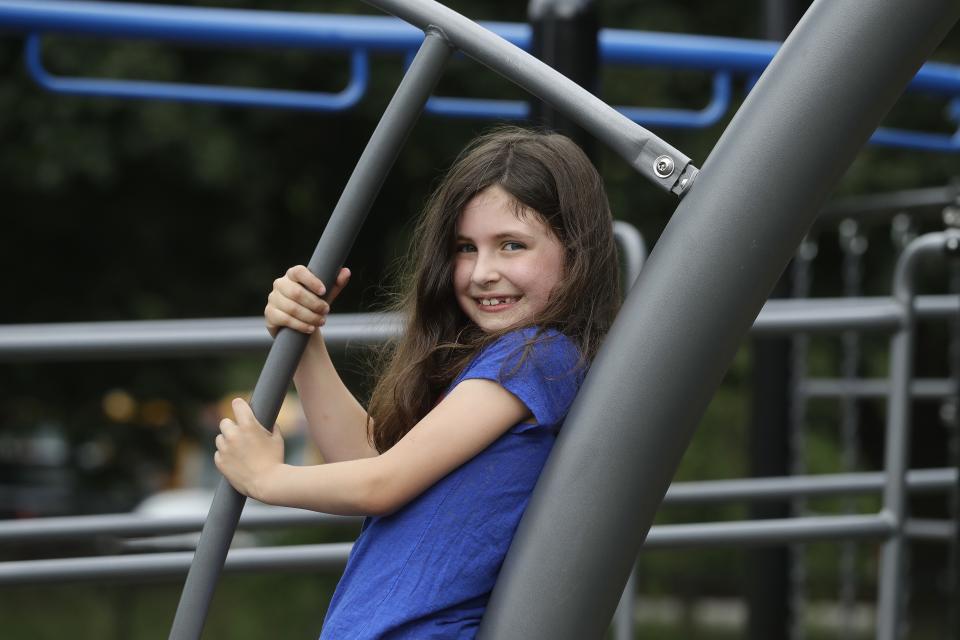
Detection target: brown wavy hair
<box><xmin>367</xmin><ymin>127</ymin><xmax>621</xmax><ymax>452</ymax></box>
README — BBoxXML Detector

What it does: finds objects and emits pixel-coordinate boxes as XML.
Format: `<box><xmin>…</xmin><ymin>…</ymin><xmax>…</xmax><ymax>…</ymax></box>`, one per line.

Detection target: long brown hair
<box><xmin>367</xmin><ymin>127</ymin><xmax>621</xmax><ymax>452</ymax></box>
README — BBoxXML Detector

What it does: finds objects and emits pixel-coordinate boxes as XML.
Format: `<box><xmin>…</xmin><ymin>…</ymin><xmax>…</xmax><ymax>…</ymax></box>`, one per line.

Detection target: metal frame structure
<box><xmin>788</xmin><ymin>183</ymin><xmax>960</xmax><ymax>639</ymax></box>
<box><xmin>481</xmin><ymin>2</ymin><xmax>959</xmax><ymax>637</ymax></box>
<box><xmin>2</xmin><ymin>239</ymin><xmax>958</xmax><ymax>638</ymax></box>
<box><xmin>2</xmin><ymin>1</ymin><xmax>960</xmax><ymax>639</ymax></box>
<box><xmin>2</xmin><ymin>1</ymin><xmax>960</xmax><ymax>148</ymax></box>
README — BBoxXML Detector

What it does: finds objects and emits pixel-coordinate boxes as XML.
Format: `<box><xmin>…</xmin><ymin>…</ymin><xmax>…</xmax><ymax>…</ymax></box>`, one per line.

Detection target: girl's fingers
<box><xmin>268</xmin><ymin>290</ymin><xmax>329</xmax><ymax>325</ymax></box>
<box><xmin>286</xmin><ymin>265</ymin><xmax>326</xmax><ymax>298</ymax></box>
<box><xmin>325</xmin><ymin>267</ymin><xmax>351</xmax><ymax>305</ymax></box>
<box><xmin>276</xmin><ymin>276</ymin><xmax>325</xmax><ymax>311</ymax></box>
<box><xmin>231</xmin><ymin>398</ymin><xmax>258</xmax><ymax>426</ymax></box>
<box><xmin>265</xmin><ymin>307</ymin><xmax>318</xmax><ymax>335</ymax></box>
<box><xmin>267</xmin><ymin>265</ymin><xmax>348</xmax><ymax>333</ymax></box>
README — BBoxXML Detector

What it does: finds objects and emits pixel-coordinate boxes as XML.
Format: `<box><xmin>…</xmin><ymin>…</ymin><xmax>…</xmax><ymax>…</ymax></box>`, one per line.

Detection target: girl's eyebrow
<box><xmin>456</xmin><ymin>230</ymin><xmax>536</xmax><ymax>242</ymax></box>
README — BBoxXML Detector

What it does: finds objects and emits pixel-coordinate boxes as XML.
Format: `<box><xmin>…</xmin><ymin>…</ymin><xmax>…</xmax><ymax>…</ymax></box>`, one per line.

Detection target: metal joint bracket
<box><xmin>640</xmin><ymin>146</ymin><xmax>698</xmax><ymax>197</ymax></box>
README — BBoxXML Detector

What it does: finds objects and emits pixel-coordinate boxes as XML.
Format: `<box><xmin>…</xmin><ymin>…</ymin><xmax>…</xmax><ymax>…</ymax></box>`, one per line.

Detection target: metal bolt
<box><xmin>945</xmin><ymin>235</ymin><xmax>960</xmax><ymax>255</ymax></box>
<box><xmin>654</xmin><ymin>155</ymin><xmax>675</xmax><ymax>178</ymax></box>
<box><xmin>798</xmin><ymin>237</ymin><xmax>819</xmax><ymax>261</ymax></box>
<box><xmin>943</xmin><ymin>206</ymin><xmax>960</xmax><ymax>228</ymax></box>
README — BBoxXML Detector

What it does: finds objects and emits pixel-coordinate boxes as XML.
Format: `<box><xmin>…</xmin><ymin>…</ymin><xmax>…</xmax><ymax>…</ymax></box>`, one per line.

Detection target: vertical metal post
<box><xmin>479</xmin><ymin>2</ymin><xmax>960</xmax><ymax>638</ymax></box>
<box><xmin>528</xmin><ymin>0</ymin><xmax>598</xmax><ymax>157</ymax></box>
<box><xmin>748</xmin><ymin>4</ymin><xmax>810</xmax><ymax>637</ymax></box>
<box><xmin>610</xmin><ymin>219</ymin><xmax>645</xmax><ymax>640</ymax></box>
<box><xmin>877</xmin><ymin>233</ymin><xmax>959</xmax><ymax>640</ymax></box>
<box><xmin>940</xmin><ymin>197</ymin><xmax>960</xmax><ymax>640</ymax></box>
<box><xmin>946</xmin><ymin>205</ymin><xmax>960</xmax><ymax>640</ymax></box>
<box><xmin>611</xmin><ymin>570</ymin><xmax>636</xmax><ymax>640</ymax></box>
<box><xmin>167</xmin><ymin>30</ymin><xmax>452</xmax><ymax>640</ymax></box>
<box><xmin>789</xmin><ymin>235</ymin><xmax>817</xmax><ymax>640</ymax></box>
<box><xmin>838</xmin><ymin>218</ymin><xmax>866</xmax><ymax>635</ymax></box>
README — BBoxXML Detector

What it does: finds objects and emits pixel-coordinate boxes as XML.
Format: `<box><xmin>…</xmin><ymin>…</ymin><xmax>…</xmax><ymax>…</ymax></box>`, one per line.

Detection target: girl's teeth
<box><xmin>480</xmin><ymin>297</ymin><xmax>515</xmax><ymax>306</ymax></box>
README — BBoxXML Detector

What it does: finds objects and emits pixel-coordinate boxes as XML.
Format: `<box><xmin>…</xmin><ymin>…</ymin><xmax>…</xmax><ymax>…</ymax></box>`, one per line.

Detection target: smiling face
<box><xmin>453</xmin><ymin>185</ymin><xmax>565</xmax><ymax>333</ymax></box>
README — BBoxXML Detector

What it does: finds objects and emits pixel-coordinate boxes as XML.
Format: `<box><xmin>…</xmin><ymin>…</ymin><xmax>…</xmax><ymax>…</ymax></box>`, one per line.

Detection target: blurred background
<box><xmin>1</xmin><ymin>0</ymin><xmax>959</xmax><ymax>638</ymax></box>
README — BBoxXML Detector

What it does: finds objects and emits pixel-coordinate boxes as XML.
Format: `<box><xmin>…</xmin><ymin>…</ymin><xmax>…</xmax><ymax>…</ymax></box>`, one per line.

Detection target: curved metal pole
<box><xmin>362</xmin><ymin>0</ymin><xmax>697</xmax><ymax>196</ymax></box>
<box><xmin>167</xmin><ymin>30</ymin><xmax>452</xmax><ymax>640</ymax></box>
<box><xmin>479</xmin><ymin>1</ymin><xmax>960</xmax><ymax>638</ymax></box>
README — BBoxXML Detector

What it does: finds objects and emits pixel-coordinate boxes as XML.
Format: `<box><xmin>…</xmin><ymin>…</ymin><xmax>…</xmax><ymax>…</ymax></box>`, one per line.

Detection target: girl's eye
<box><xmin>503</xmin><ymin>241</ymin><xmax>525</xmax><ymax>251</ymax></box>
<box><xmin>455</xmin><ymin>243</ymin><xmax>476</xmax><ymax>253</ymax></box>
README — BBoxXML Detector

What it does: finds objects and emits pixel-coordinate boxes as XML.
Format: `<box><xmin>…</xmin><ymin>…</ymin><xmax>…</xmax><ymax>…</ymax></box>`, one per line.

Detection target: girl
<box><xmin>214</xmin><ymin>127</ymin><xmax>621</xmax><ymax>638</ymax></box>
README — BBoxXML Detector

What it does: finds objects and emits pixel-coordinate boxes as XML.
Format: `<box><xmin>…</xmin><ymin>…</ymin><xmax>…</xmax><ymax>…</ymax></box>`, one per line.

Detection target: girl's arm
<box><xmin>215</xmin><ymin>377</ymin><xmax>530</xmax><ymax>516</ymax></box>
<box><xmin>266</xmin><ymin>265</ymin><xmax>378</xmax><ymax>462</ymax></box>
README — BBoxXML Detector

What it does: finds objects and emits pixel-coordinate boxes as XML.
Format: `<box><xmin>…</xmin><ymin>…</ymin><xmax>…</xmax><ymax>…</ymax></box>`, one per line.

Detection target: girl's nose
<box><xmin>471</xmin><ymin>252</ymin><xmax>501</xmax><ymax>286</ymax></box>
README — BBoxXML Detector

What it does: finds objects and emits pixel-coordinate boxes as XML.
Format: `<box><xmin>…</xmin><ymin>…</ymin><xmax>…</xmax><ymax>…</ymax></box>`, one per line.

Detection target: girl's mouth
<box><xmin>476</xmin><ymin>296</ymin><xmax>520</xmax><ymax>311</ymax></box>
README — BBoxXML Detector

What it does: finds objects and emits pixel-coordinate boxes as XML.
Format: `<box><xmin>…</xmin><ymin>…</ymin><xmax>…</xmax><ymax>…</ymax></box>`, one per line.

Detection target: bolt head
<box><xmin>946</xmin><ymin>235</ymin><xmax>960</xmax><ymax>255</ymax></box>
<box><xmin>654</xmin><ymin>155</ymin><xmax>675</xmax><ymax>179</ymax></box>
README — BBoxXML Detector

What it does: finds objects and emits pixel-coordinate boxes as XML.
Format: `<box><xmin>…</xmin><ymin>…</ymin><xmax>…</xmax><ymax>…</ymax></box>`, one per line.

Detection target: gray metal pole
<box><xmin>362</xmin><ymin>0</ymin><xmax>697</xmax><ymax>196</ymax></box>
<box><xmin>167</xmin><ymin>30</ymin><xmax>452</xmax><ymax>640</ymax></box>
<box><xmin>876</xmin><ymin>231</ymin><xmax>960</xmax><ymax>640</ymax></box>
<box><xmin>1</xmin><ymin>468</ymin><xmax>955</xmax><ymax>544</ymax></box>
<box><xmin>5</xmin><ymin>295</ymin><xmax>960</xmax><ymax>362</ymax></box>
<box><xmin>479</xmin><ymin>2</ymin><xmax>960</xmax><ymax>638</ymax></box>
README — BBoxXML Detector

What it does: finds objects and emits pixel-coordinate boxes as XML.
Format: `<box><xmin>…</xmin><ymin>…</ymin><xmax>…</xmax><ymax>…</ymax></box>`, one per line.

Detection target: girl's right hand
<box><xmin>265</xmin><ymin>265</ymin><xmax>351</xmax><ymax>338</ymax></box>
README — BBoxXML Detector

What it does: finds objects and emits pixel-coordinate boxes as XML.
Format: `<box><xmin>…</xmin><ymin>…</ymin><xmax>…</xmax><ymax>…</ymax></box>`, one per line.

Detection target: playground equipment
<box><xmin>1</xmin><ymin>0</ymin><xmax>960</xmax><ymax>638</ymax></box>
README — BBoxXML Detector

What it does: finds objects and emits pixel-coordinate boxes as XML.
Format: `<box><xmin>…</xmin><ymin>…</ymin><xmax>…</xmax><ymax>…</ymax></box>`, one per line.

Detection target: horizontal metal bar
<box><xmin>24</xmin><ymin>33</ymin><xmax>369</xmax><ymax>111</ymax></box>
<box><xmin>3</xmin><ymin>468</ymin><xmax>952</xmax><ymax>545</ymax></box>
<box><xmin>0</xmin><ymin>223</ymin><xmax>646</xmax><ymax>361</ymax></box>
<box><xmin>1</xmin><ymin>2</ymin><xmax>956</xmax><ymax>92</ymax></box>
<box><xmin>749</xmin><ymin>294</ymin><xmax>959</xmax><ymax>334</ymax></box>
<box><xmin>616</xmin><ymin>71</ymin><xmax>732</xmax><ymax>129</ymax></box>
<box><xmin>0</xmin><ymin>506</ymin><xmax>360</xmax><ymax>544</ymax></box>
<box><xmin>3</xmin><ymin>3</ymin><xmax>958</xmax><ymax>147</ymax></box>
<box><xmin>0</xmin><ymin>542</ymin><xmax>353</xmax><ymax>586</ymax></box>
<box><xmin>819</xmin><ymin>184</ymin><xmax>960</xmax><ymax>220</ymax></box>
<box><xmin>3</xmin><ymin>295</ymin><xmax>955</xmax><ymax>362</ymax></box>
<box><xmin>0</xmin><ymin>513</ymin><xmax>897</xmax><ymax>585</ymax></box>
<box><xmin>643</xmin><ymin>514</ymin><xmax>895</xmax><ymax>549</ymax></box>
<box><xmin>801</xmin><ymin>377</ymin><xmax>957</xmax><ymax>399</ymax></box>
<box><xmin>663</xmin><ymin>468</ymin><xmax>957</xmax><ymax>505</ymax></box>
<box><xmin>0</xmin><ymin>312</ymin><xmax>401</xmax><ymax>361</ymax></box>
<box><xmin>904</xmin><ymin>518</ymin><xmax>957</xmax><ymax>541</ymax></box>
<box><xmin>869</xmin><ymin>125</ymin><xmax>960</xmax><ymax>153</ymax></box>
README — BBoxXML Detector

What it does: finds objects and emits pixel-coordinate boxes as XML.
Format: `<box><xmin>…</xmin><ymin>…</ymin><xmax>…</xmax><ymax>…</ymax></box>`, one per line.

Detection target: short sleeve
<box><xmin>452</xmin><ymin>327</ymin><xmax>583</xmax><ymax>433</ymax></box>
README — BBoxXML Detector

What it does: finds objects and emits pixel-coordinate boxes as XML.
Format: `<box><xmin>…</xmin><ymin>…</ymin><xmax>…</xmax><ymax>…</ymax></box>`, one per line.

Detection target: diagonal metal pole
<box><xmin>478</xmin><ymin>1</ymin><xmax>960</xmax><ymax>638</ymax></box>
<box><xmin>363</xmin><ymin>0</ymin><xmax>698</xmax><ymax>197</ymax></box>
<box><xmin>167</xmin><ymin>29</ymin><xmax>452</xmax><ymax>640</ymax></box>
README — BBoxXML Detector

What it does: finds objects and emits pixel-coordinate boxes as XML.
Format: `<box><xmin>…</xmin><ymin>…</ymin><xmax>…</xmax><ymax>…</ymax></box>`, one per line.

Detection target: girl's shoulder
<box><xmin>459</xmin><ymin>326</ymin><xmax>583</xmax><ymax>386</ymax></box>
<box><xmin>455</xmin><ymin>326</ymin><xmax>583</xmax><ymax>431</ymax></box>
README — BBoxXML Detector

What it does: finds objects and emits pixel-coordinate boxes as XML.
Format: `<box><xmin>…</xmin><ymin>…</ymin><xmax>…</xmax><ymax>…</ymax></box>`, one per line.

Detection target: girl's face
<box><xmin>452</xmin><ymin>185</ymin><xmax>565</xmax><ymax>333</ymax></box>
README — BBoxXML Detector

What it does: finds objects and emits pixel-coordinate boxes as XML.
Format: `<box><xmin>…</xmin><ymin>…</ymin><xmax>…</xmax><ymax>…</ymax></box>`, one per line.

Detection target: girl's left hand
<box><xmin>214</xmin><ymin>398</ymin><xmax>285</xmax><ymax>502</ymax></box>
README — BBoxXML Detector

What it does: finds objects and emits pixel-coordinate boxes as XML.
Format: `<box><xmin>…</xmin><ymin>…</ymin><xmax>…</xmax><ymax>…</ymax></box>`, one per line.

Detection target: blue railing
<box><xmin>1</xmin><ymin>0</ymin><xmax>959</xmax><ymax>149</ymax></box>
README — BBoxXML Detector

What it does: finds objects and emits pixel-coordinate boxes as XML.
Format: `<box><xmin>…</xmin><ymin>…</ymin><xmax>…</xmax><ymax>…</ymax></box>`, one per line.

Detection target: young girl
<box><xmin>214</xmin><ymin>127</ymin><xmax>621</xmax><ymax>638</ymax></box>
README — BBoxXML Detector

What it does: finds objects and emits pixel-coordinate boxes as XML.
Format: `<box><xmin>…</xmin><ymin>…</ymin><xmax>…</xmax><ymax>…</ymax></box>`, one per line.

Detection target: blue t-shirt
<box><xmin>319</xmin><ymin>327</ymin><xmax>583</xmax><ymax>639</ymax></box>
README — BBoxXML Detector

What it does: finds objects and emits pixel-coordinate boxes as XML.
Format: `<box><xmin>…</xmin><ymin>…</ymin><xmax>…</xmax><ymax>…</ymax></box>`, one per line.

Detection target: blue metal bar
<box><xmin>0</xmin><ymin>1</ymin><xmax>949</xmax><ymax>88</ymax></box>
<box><xmin>413</xmin><ymin>55</ymin><xmax>730</xmax><ymax>128</ymax></box>
<box><xmin>870</xmin><ymin>126</ymin><xmax>960</xmax><ymax>153</ymax></box>
<box><xmin>24</xmin><ymin>33</ymin><xmax>369</xmax><ymax>111</ymax></box>
<box><xmin>1</xmin><ymin>2</ymin><xmax>956</xmax><ymax>90</ymax></box>
<box><xmin>3</xmin><ymin>1</ymin><xmax>960</xmax><ymax>147</ymax></box>
<box><xmin>617</xmin><ymin>71</ymin><xmax>732</xmax><ymax>129</ymax></box>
